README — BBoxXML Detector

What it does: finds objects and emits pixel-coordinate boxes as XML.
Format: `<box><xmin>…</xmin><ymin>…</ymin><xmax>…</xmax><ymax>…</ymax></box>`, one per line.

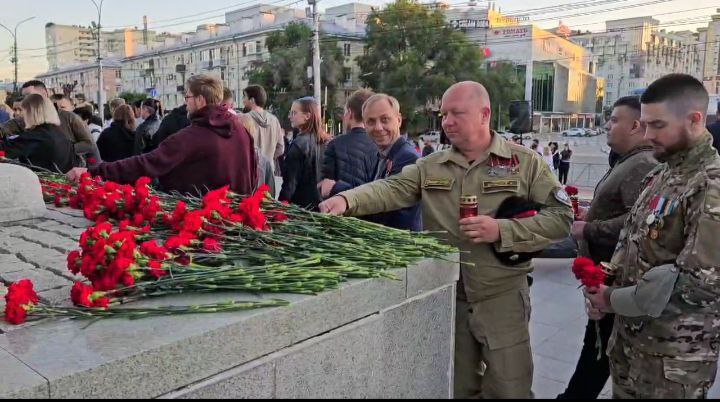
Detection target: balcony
<box><xmin>176</xmin><ymin>64</ymin><xmax>186</xmax><ymax>73</ymax></box>
<box><xmin>201</xmin><ymin>59</ymin><xmax>227</xmax><ymax>70</ymax></box>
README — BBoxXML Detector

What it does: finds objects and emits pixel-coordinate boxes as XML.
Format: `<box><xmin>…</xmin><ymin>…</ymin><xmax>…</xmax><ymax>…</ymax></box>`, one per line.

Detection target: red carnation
<box><xmin>4</xmin><ymin>279</ymin><xmax>39</xmax><ymax>325</ymax></box>
<box><xmin>565</xmin><ymin>186</ymin><xmax>579</xmax><ymax>196</ymax></box>
<box><xmin>202</xmin><ymin>238</ymin><xmax>223</xmax><ymax>253</ymax></box>
<box><xmin>67</xmin><ymin>250</ymin><xmax>82</xmax><ymax>275</ymax></box>
<box><xmin>571</xmin><ymin>257</ymin><xmax>606</xmax><ymax>288</ymax></box>
<box><xmin>70</xmin><ymin>282</ymin><xmax>95</xmax><ymax>307</ymax></box>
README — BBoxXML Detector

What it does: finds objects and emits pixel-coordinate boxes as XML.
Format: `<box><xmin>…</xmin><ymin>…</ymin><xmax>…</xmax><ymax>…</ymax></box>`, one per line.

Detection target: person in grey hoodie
<box><xmin>242</xmin><ymin>85</ymin><xmax>285</xmax><ymax>173</ymax></box>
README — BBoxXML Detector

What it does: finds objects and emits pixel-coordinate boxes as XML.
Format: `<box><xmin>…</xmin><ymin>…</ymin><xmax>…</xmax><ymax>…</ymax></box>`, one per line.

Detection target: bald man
<box><xmin>320</xmin><ymin>81</ymin><xmax>572</xmax><ymax>398</ymax></box>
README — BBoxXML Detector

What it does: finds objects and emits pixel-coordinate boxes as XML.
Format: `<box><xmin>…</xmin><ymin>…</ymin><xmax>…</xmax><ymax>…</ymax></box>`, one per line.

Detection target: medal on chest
<box><xmin>645</xmin><ymin>195</ymin><xmax>678</xmax><ymax>240</ymax></box>
<box><xmin>487</xmin><ymin>155</ymin><xmax>519</xmax><ymax>177</ymax></box>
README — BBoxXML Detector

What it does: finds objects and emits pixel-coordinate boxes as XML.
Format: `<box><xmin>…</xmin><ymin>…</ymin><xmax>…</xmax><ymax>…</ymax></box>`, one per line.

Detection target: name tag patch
<box><xmin>482</xmin><ymin>179</ymin><xmax>519</xmax><ymax>193</ymax></box>
<box><xmin>423</xmin><ymin>178</ymin><xmax>455</xmax><ymax>190</ymax></box>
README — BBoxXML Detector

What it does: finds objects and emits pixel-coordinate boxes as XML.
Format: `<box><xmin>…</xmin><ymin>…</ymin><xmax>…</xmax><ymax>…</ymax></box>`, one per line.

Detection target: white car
<box><xmin>562</xmin><ymin>128</ymin><xmax>585</xmax><ymax>137</ymax></box>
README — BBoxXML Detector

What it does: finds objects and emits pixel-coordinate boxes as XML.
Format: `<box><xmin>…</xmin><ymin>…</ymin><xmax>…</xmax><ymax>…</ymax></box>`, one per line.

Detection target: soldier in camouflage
<box><xmin>585</xmin><ymin>74</ymin><xmax>720</xmax><ymax>398</ymax></box>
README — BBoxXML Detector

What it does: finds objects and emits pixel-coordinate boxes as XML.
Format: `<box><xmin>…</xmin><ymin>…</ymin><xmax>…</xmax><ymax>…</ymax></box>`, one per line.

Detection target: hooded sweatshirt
<box><xmin>90</xmin><ymin>105</ymin><xmax>258</xmax><ymax>195</ymax></box>
<box><xmin>248</xmin><ymin>109</ymin><xmax>285</xmax><ymax>163</ymax></box>
<box><xmin>96</xmin><ymin>120</ymin><xmax>136</xmax><ymax>162</ymax></box>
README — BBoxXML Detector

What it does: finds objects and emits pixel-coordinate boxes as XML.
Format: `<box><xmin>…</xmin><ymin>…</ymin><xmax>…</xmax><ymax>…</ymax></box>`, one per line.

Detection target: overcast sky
<box><xmin>0</xmin><ymin>0</ymin><xmax>716</xmax><ymax>81</ymax></box>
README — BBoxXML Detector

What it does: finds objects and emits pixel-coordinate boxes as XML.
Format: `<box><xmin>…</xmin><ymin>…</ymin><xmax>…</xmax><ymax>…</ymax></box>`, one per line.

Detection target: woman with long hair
<box><xmin>96</xmin><ymin>104</ymin><xmax>137</xmax><ymax>162</ymax></box>
<box><xmin>279</xmin><ymin>96</ymin><xmax>331</xmax><ymax>210</ymax></box>
<box><xmin>0</xmin><ymin>94</ymin><xmax>75</xmax><ymax>172</ymax></box>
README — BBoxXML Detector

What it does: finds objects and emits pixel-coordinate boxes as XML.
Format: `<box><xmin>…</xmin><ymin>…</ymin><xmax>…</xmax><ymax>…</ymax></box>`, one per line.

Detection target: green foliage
<box><xmin>357</xmin><ymin>0</ymin><xmax>524</xmax><ymax>132</ymax></box>
<box><xmin>117</xmin><ymin>91</ymin><xmax>147</xmax><ymax>105</ymax></box>
<box><xmin>245</xmin><ymin>22</ymin><xmax>347</xmax><ymax>129</ymax></box>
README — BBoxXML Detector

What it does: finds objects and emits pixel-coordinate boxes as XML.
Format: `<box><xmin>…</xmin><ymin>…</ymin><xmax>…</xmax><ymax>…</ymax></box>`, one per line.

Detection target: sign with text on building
<box><xmin>490</xmin><ymin>26</ymin><xmax>531</xmax><ymax>39</ymax></box>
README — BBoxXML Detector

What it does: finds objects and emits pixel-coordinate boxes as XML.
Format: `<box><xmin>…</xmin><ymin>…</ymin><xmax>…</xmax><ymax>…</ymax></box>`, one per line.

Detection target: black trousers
<box><xmin>558</xmin><ymin>161</ymin><xmax>570</xmax><ymax>185</ymax></box>
<box><xmin>557</xmin><ymin>314</ymin><xmax>614</xmax><ymax>399</ymax></box>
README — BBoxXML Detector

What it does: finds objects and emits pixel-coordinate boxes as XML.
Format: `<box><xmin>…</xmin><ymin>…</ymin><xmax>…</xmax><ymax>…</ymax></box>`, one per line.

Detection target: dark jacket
<box><xmin>321</xmin><ymin>127</ymin><xmax>379</xmax><ymax>197</ymax></box>
<box><xmin>1</xmin><ymin>123</ymin><xmax>75</xmax><ymax>173</ymax></box>
<box><xmin>96</xmin><ymin>121</ymin><xmax>136</xmax><ymax>162</ymax></box>
<box><xmin>367</xmin><ymin>137</ymin><xmax>422</xmax><ymax>231</ymax></box>
<box><xmin>58</xmin><ymin>109</ymin><xmax>93</xmax><ymax>156</ymax></box>
<box><xmin>708</xmin><ymin>121</ymin><xmax>720</xmax><ymax>153</ymax></box>
<box><xmin>422</xmin><ymin>144</ymin><xmax>434</xmax><ymax>157</ymax></box>
<box><xmin>133</xmin><ymin>113</ymin><xmax>161</xmax><ymax>155</ymax></box>
<box><xmin>90</xmin><ymin>105</ymin><xmax>258</xmax><ymax>196</ymax></box>
<box><xmin>0</xmin><ymin>118</ymin><xmax>24</xmax><ymax>137</ymax></box>
<box><xmin>279</xmin><ymin>132</ymin><xmax>325</xmax><ymax>210</ymax></box>
<box><xmin>149</xmin><ymin>105</ymin><xmax>191</xmax><ymax>151</ymax></box>
<box><xmin>580</xmin><ymin>144</ymin><xmax>658</xmax><ymax>263</ymax></box>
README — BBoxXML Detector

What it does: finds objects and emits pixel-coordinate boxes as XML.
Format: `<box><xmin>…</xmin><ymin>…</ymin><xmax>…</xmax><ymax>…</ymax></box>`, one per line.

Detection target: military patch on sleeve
<box><xmin>554</xmin><ymin>188</ymin><xmax>573</xmax><ymax>207</ymax></box>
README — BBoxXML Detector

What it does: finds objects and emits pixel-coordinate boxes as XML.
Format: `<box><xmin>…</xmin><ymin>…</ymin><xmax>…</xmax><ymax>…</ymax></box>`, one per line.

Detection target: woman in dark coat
<box><xmin>97</xmin><ymin>104</ymin><xmax>136</xmax><ymax>162</ymax></box>
<box><xmin>279</xmin><ymin>97</ymin><xmax>330</xmax><ymax>210</ymax></box>
<box><xmin>1</xmin><ymin>94</ymin><xmax>75</xmax><ymax>172</ymax></box>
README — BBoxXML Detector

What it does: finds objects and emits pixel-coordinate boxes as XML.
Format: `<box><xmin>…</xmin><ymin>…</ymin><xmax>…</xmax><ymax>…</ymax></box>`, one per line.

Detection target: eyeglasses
<box><xmin>184</xmin><ymin>95</ymin><xmax>196</xmax><ymax>101</ymax></box>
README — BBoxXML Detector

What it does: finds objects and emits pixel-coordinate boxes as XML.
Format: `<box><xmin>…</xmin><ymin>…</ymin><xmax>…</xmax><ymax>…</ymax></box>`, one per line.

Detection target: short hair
<box><xmin>133</xmin><ymin>99</ymin><xmax>143</xmax><ymax>108</ymax></box>
<box><xmin>22</xmin><ymin>93</ymin><xmax>60</xmax><ymax>128</ymax></box>
<box><xmin>113</xmin><ymin>104</ymin><xmax>136</xmax><ymax>131</ymax></box>
<box><xmin>109</xmin><ymin>97</ymin><xmax>126</xmax><ymax>112</ymax></box>
<box><xmin>613</xmin><ymin>96</ymin><xmax>641</xmax><ymax>114</ymax></box>
<box><xmin>73</xmin><ymin>106</ymin><xmax>93</xmax><ymax>122</ymax></box>
<box><xmin>141</xmin><ymin>98</ymin><xmax>156</xmax><ymax>115</ymax></box>
<box><xmin>49</xmin><ymin>93</ymin><xmax>64</xmax><ymax>102</ymax></box>
<box><xmin>187</xmin><ymin>74</ymin><xmax>223</xmax><ymax>106</ymax></box>
<box><xmin>346</xmin><ymin>89</ymin><xmax>375</xmax><ymax>122</ymax></box>
<box><xmin>21</xmin><ymin>80</ymin><xmax>47</xmax><ymax>91</ymax></box>
<box><xmin>640</xmin><ymin>74</ymin><xmax>709</xmax><ymax>118</ymax></box>
<box><xmin>222</xmin><ymin>87</ymin><xmax>233</xmax><ymax>103</ymax></box>
<box><xmin>243</xmin><ymin>85</ymin><xmax>267</xmax><ymax>108</ymax></box>
<box><xmin>362</xmin><ymin>93</ymin><xmax>400</xmax><ymax>117</ymax></box>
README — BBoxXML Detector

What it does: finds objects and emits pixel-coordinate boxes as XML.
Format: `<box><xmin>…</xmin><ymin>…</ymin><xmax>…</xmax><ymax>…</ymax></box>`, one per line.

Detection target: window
<box><xmin>344</xmin><ymin>71</ymin><xmax>351</xmax><ymax>82</ymax></box>
<box><xmin>255</xmin><ymin>40</ymin><xmax>261</xmax><ymax>53</ymax></box>
<box><xmin>242</xmin><ymin>43</ymin><xmax>247</xmax><ymax>57</ymax></box>
<box><xmin>343</xmin><ymin>43</ymin><xmax>351</xmax><ymax>56</ymax></box>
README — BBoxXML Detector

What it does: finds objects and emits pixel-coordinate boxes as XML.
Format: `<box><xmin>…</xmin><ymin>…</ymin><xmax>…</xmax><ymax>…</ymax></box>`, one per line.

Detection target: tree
<box><xmin>357</xmin><ymin>0</ymin><xmax>523</xmax><ymax>132</ymax></box>
<box><xmin>117</xmin><ymin>91</ymin><xmax>147</xmax><ymax>104</ymax></box>
<box><xmin>245</xmin><ymin>22</ymin><xmax>347</xmax><ymax>129</ymax></box>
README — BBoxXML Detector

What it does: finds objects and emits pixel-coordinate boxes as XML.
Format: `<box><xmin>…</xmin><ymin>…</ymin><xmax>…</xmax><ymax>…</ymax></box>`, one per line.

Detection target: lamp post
<box><xmin>0</xmin><ymin>16</ymin><xmax>36</xmax><ymax>93</ymax></box>
<box><xmin>90</xmin><ymin>0</ymin><xmax>105</xmax><ymax>121</ymax></box>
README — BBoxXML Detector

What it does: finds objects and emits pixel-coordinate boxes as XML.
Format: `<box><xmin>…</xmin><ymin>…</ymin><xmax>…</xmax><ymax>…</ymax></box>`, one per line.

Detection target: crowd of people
<box><xmin>2</xmin><ymin>71</ymin><xmax>720</xmax><ymax>399</ymax></box>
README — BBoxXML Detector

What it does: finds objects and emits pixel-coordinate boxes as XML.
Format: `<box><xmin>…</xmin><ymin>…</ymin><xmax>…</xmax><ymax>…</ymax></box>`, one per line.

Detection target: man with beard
<box><xmin>585</xmin><ymin>74</ymin><xmax>720</xmax><ymax>398</ymax></box>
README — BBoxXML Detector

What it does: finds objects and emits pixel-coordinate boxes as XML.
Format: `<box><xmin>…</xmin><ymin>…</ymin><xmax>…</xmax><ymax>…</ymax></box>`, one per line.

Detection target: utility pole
<box><xmin>308</xmin><ymin>0</ymin><xmax>321</xmax><ymax>102</ymax></box>
<box><xmin>90</xmin><ymin>0</ymin><xmax>105</xmax><ymax>121</ymax></box>
<box><xmin>0</xmin><ymin>16</ymin><xmax>35</xmax><ymax>93</ymax></box>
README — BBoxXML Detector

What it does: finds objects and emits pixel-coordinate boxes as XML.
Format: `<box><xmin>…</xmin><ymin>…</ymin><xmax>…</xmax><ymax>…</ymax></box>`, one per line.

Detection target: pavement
<box><xmin>530</xmin><ymin>258</ymin><xmax>720</xmax><ymax>399</ymax></box>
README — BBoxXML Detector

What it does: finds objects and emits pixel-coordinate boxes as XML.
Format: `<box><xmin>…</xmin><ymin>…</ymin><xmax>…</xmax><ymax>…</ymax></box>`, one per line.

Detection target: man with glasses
<box><xmin>66</xmin><ymin>74</ymin><xmax>257</xmax><ymax>196</ymax></box>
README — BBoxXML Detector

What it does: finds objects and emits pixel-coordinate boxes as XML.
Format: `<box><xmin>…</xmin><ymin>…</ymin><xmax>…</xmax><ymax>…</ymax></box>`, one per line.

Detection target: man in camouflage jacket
<box><xmin>586</xmin><ymin>74</ymin><xmax>720</xmax><ymax>398</ymax></box>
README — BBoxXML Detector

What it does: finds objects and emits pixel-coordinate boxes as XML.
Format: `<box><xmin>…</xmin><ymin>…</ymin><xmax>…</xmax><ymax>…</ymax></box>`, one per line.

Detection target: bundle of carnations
<box><xmin>4</xmin><ymin>166</ymin><xmax>456</xmax><ymax>325</ymax></box>
<box><xmin>565</xmin><ymin>185</ymin><xmax>580</xmax><ymax>220</ymax></box>
<box><xmin>571</xmin><ymin>257</ymin><xmax>608</xmax><ymax>360</ymax></box>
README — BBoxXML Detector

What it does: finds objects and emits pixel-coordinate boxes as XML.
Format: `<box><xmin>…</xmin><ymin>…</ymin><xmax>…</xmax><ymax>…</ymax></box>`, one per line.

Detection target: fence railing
<box><xmin>566</xmin><ymin>162</ymin><xmax>609</xmax><ymax>191</ymax></box>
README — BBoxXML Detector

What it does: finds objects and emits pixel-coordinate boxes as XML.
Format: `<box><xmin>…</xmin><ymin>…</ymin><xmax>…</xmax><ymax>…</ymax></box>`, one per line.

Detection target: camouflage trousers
<box><xmin>454</xmin><ymin>287</ymin><xmax>533</xmax><ymax>399</ymax></box>
<box><xmin>609</xmin><ymin>337</ymin><xmax>718</xmax><ymax>399</ymax></box>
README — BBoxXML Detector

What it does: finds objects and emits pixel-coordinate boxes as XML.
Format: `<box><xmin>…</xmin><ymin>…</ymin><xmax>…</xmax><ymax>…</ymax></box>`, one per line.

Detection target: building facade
<box><xmin>699</xmin><ymin>10</ymin><xmax>720</xmax><ymax>96</ymax></box>
<box><xmin>570</xmin><ymin>16</ymin><xmax>703</xmax><ymax>107</ymax></box>
<box><xmin>36</xmin><ymin>60</ymin><xmax>122</xmax><ymax>105</ymax></box>
<box><xmin>119</xmin><ymin>3</ymin><xmax>367</xmax><ymax>111</ymax></box>
<box><xmin>45</xmin><ymin>23</ymin><xmax>159</xmax><ymax>70</ymax></box>
<box><xmin>445</xmin><ymin>6</ymin><xmax>602</xmax><ymax>132</ymax></box>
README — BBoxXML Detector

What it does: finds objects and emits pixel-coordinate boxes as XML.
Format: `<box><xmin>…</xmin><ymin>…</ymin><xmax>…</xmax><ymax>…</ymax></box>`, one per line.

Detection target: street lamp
<box><xmin>0</xmin><ymin>16</ymin><xmax>36</xmax><ymax>93</ymax></box>
<box><xmin>90</xmin><ymin>0</ymin><xmax>105</xmax><ymax>121</ymax></box>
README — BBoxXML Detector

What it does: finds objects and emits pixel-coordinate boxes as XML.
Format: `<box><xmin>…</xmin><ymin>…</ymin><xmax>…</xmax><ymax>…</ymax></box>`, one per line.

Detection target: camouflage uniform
<box><xmin>607</xmin><ymin>130</ymin><xmax>720</xmax><ymax>398</ymax></box>
<box><xmin>339</xmin><ymin>132</ymin><xmax>573</xmax><ymax>398</ymax></box>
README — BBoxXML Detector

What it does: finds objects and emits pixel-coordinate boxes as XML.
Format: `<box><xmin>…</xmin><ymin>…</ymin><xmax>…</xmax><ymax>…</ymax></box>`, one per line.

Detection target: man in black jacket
<box><xmin>318</xmin><ymin>89</ymin><xmax>378</xmax><ymax>198</ymax></box>
<box><xmin>148</xmin><ymin>104</ymin><xmax>191</xmax><ymax>151</ymax></box>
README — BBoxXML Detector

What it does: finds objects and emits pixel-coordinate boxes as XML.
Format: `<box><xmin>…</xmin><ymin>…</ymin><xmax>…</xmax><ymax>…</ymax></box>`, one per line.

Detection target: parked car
<box><xmin>584</xmin><ymin>128</ymin><xmax>598</xmax><ymax>137</ymax></box>
<box><xmin>562</xmin><ymin>128</ymin><xmax>586</xmax><ymax>137</ymax></box>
